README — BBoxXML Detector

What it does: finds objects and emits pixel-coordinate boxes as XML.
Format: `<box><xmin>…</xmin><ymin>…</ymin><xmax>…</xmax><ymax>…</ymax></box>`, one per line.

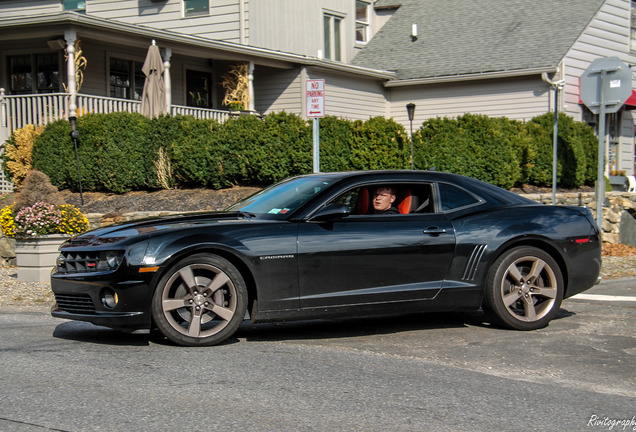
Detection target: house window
<box><xmin>184</xmin><ymin>0</ymin><xmax>208</xmax><ymax>16</ymax></box>
<box><xmin>356</xmin><ymin>1</ymin><xmax>370</xmax><ymax>43</ymax></box>
<box><xmin>63</xmin><ymin>0</ymin><xmax>86</xmax><ymax>14</ymax></box>
<box><xmin>8</xmin><ymin>54</ymin><xmax>60</xmax><ymax>95</ymax></box>
<box><xmin>186</xmin><ymin>70</ymin><xmax>212</xmax><ymax>108</ymax></box>
<box><xmin>632</xmin><ymin>0</ymin><xmax>636</xmax><ymax>51</ymax></box>
<box><xmin>323</xmin><ymin>13</ymin><xmax>343</xmax><ymax>61</ymax></box>
<box><xmin>109</xmin><ymin>58</ymin><xmax>144</xmax><ymax>100</ymax></box>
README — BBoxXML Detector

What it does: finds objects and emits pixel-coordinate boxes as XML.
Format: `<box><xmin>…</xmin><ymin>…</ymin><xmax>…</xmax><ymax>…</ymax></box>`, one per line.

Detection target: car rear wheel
<box><xmin>151</xmin><ymin>254</ymin><xmax>247</xmax><ymax>346</ymax></box>
<box><xmin>484</xmin><ymin>246</ymin><xmax>563</xmax><ymax>330</ymax></box>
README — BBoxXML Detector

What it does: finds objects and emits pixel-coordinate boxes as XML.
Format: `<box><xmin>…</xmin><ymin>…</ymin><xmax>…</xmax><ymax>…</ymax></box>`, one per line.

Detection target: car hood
<box><xmin>63</xmin><ymin>211</ymin><xmax>256</xmax><ymax>248</ymax></box>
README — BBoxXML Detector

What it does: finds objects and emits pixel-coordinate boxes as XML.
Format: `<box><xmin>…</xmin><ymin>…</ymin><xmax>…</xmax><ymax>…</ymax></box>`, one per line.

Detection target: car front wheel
<box><xmin>484</xmin><ymin>246</ymin><xmax>563</xmax><ymax>330</ymax></box>
<box><xmin>151</xmin><ymin>254</ymin><xmax>247</xmax><ymax>346</ymax></box>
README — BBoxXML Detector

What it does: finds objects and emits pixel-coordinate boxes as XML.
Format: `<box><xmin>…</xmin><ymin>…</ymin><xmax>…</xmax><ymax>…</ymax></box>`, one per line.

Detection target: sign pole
<box><xmin>579</xmin><ymin>57</ymin><xmax>632</xmax><ymax>230</ymax></box>
<box><xmin>551</xmin><ymin>86</ymin><xmax>558</xmax><ymax>205</ymax></box>
<box><xmin>313</xmin><ymin>118</ymin><xmax>320</xmax><ymax>173</ymax></box>
<box><xmin>305</xmin><ymin>79</ymin><xmax>325</xmax><ymax>173</ymax></box>
<box><xmin>596</xmin><ymin>69</ymin><xmax>607</xmax><ymax>228</ymax></box>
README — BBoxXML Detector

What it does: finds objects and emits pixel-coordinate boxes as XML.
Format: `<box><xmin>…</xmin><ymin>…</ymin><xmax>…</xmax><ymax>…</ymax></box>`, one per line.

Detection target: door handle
<box><xmin>423</xmin><ymin>226</ymin><xmax>447</xmax><ymax>235</ymax></box>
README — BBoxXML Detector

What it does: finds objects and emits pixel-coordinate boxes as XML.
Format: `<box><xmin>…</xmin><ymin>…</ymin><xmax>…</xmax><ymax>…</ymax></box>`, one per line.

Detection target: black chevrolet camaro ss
<box><xmin>51</xmin><ymin>171</ymin><xmax>602</xmax><ymax>346</ymax></box>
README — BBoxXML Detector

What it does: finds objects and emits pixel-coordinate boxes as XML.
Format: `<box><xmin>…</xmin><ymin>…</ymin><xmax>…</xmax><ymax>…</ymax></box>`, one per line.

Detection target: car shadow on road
<box><xmin>236</xmin><ymin>310</ymin><xmax>492</xmax><ymax>343</ymax></box>
<box><xmin>53</xmin><ymin>321</ymin><xmax>150</xmax><ymax>346</ymax></box>
<box><xmin>51</xmin><ymin>308</ymin><xmax>578</xmax><ymax>346</ymax></box>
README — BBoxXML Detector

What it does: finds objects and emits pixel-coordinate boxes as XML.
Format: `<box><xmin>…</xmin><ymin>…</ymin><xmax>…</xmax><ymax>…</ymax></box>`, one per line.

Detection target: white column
<box><xmin>64</xmin><ymin>29</ymin><xmax>77</xmax><ymax>117</ymax></box>
<box><xmin>248</xmin><ymin>61</ymin><xmax>255</xmax><ymax>112</ymax></box>
<box><xmin>163</xmin><ymin>47</ymin><xmax>172</xmax><ymax>114</ymax></box>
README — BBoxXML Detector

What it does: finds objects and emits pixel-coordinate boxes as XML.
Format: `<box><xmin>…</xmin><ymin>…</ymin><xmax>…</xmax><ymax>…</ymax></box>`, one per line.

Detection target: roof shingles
<box><xmin>353</xmin><ymin>0</ymin><xmax>605</xmax><ymax>80</ymax></box>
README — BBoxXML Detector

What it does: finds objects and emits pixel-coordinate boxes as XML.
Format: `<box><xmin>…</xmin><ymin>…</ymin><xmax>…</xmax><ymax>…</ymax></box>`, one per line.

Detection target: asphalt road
<box><xmin>1</xmin><ymin>278</ymin><xmax>635</xmax><ymax>432</ymax></box>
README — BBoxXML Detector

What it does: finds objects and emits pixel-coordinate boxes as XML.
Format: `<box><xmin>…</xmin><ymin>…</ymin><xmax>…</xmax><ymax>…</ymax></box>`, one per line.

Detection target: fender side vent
<box><xmin>462</xmin><ymin>244</ymin><xmax>487</xmax><ymax>281</ymax></box>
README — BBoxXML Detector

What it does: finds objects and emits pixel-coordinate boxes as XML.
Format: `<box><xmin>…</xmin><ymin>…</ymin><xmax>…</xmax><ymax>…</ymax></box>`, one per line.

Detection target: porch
<box><xmin>0</xmin><ymin>90</ymin><xmax>234</xmax><ymax>193</ymax></box>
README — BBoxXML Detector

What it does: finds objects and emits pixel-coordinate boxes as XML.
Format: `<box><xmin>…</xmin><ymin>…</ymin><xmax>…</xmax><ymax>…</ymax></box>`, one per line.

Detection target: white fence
<box><xmin>0</xmin><ymin>90</ymin><xmax>233</xmax><ymax>193</ymax></box>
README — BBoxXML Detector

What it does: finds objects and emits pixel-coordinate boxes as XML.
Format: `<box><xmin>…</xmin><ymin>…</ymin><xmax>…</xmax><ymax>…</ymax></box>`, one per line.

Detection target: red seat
<box><xmin>396</xmin><ymin>189</ymin><xmax>419</xmax><ymax>214</ymax></box>
<box><xmin>356</xmin><ymin>187</ymin><xmax>370</xmax><ymax>214</ymax></box>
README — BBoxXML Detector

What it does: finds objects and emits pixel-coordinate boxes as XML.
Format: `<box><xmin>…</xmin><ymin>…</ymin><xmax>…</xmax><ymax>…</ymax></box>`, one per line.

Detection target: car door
<box><xmin>296</xmin><ymin>208</ymin><xmax>456</xmax><ymax>309</ymax></box>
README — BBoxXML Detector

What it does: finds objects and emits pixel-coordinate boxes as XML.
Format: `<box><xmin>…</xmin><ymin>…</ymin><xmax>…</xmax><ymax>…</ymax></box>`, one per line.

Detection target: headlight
<box><xmin>56</xmin><ymin>251</ymin><xmax>125</xmax><ymax>274</ymax></box>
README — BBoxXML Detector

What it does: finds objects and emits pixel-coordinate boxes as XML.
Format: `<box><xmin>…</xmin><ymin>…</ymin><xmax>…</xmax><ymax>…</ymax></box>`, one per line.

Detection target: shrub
<box><xmin>29</xmin><ymin>120</ymin><xmax>75</xmax><ymax>190</ymax></box>
<box><xmin>33</xmin><ymin>113</ymin><xmax>154</xmax><ymax>193</ymax></box>
<box><xmin>524</xmin><ymin>113</ymin><xmax>596</xmax><ymax>188</ymax></box>
<box><xmin>319</xmin><ymin>116</ymin><xmax>354</xmax><ymax>172</ymax></box>
<box><xmin>209</xmin><ymin>114</ymin><xmax>264</xmax><ymax>185</ymax></box>
<box><xmin>13</xmin><ymin>170</ymin><xmax>63</xmax><ymax>211</ymax></box>
<box><xmin>2</xmin><ymin>124</ymin><xmax>45</xmax><ymax>186</ymax></box>
<box><xmin>260</xmin><ymin>111</ymin><xmax>312</xmax><ymax>180</ymax></box>
<box><xmin>21</xmin><ymin>109</ymin><xmax>599</xmax><ymax>193</ymax></box>
<box><xmin>415</xmin><ymin>114</ymin><xmax>520</xmax><ymax>188</ymax></box>
<box><xmin>350</xmin><ymin>116</ymin><xmax>409</xmax><ymax>170</ymax></box>
<box><xmin>146</xmin><ymin>115</ymin><xmax>191</xmax><ymax>189</ymax></box>
<box><xmin>73</xmin><ymin>112</ymin><xmax>153</xmax><ymax>192</ymax></box>
<box><xmin>168</xmin><ymin>116</ymin><xmax>224</xmax><ymax>188</ymax></box>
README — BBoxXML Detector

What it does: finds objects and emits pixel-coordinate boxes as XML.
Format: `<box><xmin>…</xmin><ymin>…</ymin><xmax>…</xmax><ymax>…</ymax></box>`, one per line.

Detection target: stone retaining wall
<box><xmin>0</xmin><ymin>193</ymin><xmax>634</xmax><ymax>267</ymax></box>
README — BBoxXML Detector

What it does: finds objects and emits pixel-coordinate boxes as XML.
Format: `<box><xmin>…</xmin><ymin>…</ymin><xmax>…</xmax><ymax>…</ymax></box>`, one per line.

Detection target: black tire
<box><xmin>151</xmin><ymin>254</ymin><xmax>247</xmax><ymax>346</ymax></box>
<box><xmin>484</xmin><ymin>246</ymin><xmax>563</xmax><ymax>330</ymax></box>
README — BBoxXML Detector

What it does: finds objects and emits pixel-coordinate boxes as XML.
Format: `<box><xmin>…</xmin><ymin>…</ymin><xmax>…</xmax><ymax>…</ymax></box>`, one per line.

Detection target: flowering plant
<box><xmin>0</xmin><ymin>201</ymin><xmax>89</xmax><ymax>238</ymax></box>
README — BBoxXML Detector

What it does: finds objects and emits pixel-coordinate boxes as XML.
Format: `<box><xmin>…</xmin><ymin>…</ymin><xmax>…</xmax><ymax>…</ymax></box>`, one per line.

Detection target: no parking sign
<box><xmin>306</xmin><ymin>79</ymin><xmax>325</xmax><ymax>118</ymax></box>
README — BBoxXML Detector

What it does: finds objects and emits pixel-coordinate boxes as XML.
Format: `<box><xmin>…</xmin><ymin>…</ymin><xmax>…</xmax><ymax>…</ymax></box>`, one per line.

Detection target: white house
<box><xmin>0</xmin><ymin>0</ymin><xmax>634</xmax><ymax>189</ymax></box>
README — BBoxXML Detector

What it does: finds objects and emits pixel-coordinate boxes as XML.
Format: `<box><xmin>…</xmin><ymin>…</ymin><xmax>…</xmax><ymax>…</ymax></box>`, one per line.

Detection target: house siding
<box><xmin>309</xmin><ymin>70</ymin><xmax>387</xmax><ymax>120</ymax></box>
<box><xmin>388</xmin><ymin>77</ymin><xmax>551</xmax><ymax>127</ymax></box>
<box><xmin>254</xmin><ymin>67</ymin><xmax>303</xmax><ymax>114</ymax></box>
<box><xmin>255</xmin><ymin>67</ymin><xmax>387</xmax><ymax>120</ymax></box>
<box><xmin>249</xmin><ymin>0</ymin><xmax>358</xmax><ymax>62</ymax></box>
<box><xmin>0</xmin><ymin>0</ymin><xmax>60</xmax><ymax>16</ymax></box>
<box><xmin>91</xmin><ymin>0</ymin><xmax>244</xmax><ymax>43</ymax></box>
<box><xmin>564</xmin><ymin>0</ymin><xmax>636</xmax><ymax>175</ymax></box>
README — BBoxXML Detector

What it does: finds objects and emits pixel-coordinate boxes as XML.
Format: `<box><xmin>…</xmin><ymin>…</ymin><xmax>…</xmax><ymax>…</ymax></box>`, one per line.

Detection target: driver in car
<box><xmin>373</xmin><ymin>187</ymin><xmax>399</xmax><ymax>214</ymax></box>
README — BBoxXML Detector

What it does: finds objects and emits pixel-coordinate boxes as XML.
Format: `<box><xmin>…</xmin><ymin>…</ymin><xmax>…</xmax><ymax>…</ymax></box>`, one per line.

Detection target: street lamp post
<box><xmin>406</xmin><ymin>103</ymin><xmax>415</xmax><ymax>170</ymax></box>
<box><xmin>69</xmin><ymin>115</ymin><xmax>84</xmax><ymax>206</ymax></box>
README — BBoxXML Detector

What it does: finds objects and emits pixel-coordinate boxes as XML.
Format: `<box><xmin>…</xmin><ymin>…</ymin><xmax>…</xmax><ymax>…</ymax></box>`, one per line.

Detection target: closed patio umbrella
<box><xmin>140</xmin><ymin>41</ymin><xmax>166</xmax><ymax>118</ymax></box>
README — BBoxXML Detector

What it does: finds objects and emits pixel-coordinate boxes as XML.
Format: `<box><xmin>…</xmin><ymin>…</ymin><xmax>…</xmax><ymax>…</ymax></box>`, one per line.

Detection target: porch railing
<box><xmin>0</xmin><ymin>91</ymin><xmax>232</xmax><ymax>132</ymax></box>
<box><xmin>0</xmin><ymin>90</ymin><xmax>233</xmax><ymax>193</ymax></box>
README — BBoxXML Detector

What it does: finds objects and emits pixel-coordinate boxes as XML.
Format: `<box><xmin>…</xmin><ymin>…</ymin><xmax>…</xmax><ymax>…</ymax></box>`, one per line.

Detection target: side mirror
<box><xmin>308</xmin><ymin>203</ymin><xmax>351</xmax><ymax>222</ymax></box>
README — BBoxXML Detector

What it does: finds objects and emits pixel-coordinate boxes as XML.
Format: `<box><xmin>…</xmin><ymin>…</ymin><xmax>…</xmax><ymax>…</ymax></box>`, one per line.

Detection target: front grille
<box><xmin>55</xmin><ymin>293</ymin><xmax>96</xmax><ymax>313</ymax></box>
<box><xmin>56</xmin><ymin>251</ymin><xmax>123</xmax><ymax>274</ymax></box>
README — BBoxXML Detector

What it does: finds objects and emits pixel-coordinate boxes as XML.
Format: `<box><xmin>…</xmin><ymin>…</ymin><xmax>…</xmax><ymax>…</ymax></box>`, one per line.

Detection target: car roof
<box><xmin>292</xmin><ymin>170</ymin><xmax>534</xmax><ymax>206</ymax></box>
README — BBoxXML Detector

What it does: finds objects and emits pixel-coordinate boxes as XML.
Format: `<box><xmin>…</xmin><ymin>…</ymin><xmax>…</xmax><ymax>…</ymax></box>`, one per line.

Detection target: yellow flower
<box><xmin>0</xmin><ymin>206</ymin><xmax>16</xmax><ymax>237</ymax></box>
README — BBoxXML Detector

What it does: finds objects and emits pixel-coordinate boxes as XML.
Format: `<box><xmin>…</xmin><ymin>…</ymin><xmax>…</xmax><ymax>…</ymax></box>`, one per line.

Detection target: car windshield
<box><xmin>227</xmin><ymin>175</ymin><xmax>335</xmax><ymax>219</ymax></box>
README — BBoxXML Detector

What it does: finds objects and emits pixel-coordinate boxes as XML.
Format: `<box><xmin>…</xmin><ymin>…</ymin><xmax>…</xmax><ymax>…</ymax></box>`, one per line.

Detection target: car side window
<box><xmin>438</xmin><ymin>183</ymin><xmax>480</xmax><ymax>211</ymax></box>
<box><xmin>330</xmin><ymin>184</ymin><xmax>435</xmax><ymax>215</ymax></box>
<box><xmin>331</xmin><ymin>188</ymin><xmax>359</xmax><ymax>209</ymax></box>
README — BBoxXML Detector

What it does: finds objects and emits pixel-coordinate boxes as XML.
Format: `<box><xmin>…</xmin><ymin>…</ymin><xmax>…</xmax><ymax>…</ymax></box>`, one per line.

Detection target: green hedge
<box><xmin>523</xmin><ymin>113</ymin><xmax>597</xmax><ymax>188</ymax></box>
<box><xmin>17</xmin><ymin>110</ymin><xmax>598</xmax><ymax>193</ymax></box>
<box><xmin>414</xmin><ymin>113</ymin><xmax>598</xmax><ymax>189</ymax></box>
<box><xmin>414</xmin><ymin>114</ymin><xmax>521</xmax><ymax>189</ymax></box>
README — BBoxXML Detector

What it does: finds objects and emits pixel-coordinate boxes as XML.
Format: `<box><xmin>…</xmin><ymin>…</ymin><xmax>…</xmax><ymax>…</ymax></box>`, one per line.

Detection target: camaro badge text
<box><xmin>259</xmin><ymin>254</ymin><xmax>295</xmax><ymax>260</ymax></box>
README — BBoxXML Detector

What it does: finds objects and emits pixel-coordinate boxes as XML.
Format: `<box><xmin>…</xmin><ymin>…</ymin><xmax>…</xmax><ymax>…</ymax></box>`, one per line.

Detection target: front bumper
<box><xmin>51</xmin><ymin>269</ymin><xmax>156</xmax><ymax>332</ymax></box>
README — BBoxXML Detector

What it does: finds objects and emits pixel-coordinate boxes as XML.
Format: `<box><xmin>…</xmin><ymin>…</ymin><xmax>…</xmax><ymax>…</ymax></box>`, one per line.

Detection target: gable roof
<box><xmin>353</xmin><ymin>0</ymin><xmax>605</xmax><ymax>82</ymax></box>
